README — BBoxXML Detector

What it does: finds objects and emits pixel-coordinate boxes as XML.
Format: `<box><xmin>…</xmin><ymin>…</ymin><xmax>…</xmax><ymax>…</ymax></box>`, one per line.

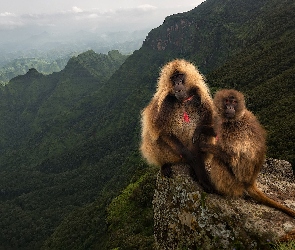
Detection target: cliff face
<box><xmin>153</xmin><ymin>159</ymin><xmax>295</xmax><ymax>249</ymax></box>
<box><xmin>142</xmin><ymin>0</ymin><xmax>277</xmax><ymax>72</ymax></box>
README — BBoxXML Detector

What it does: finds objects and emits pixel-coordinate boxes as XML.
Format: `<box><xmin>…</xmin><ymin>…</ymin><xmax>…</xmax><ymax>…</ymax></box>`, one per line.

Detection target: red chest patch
<box><xmin>183</xmin><ymin>111</ymin><xmax>190</xmax><ymax>123</ymax></box>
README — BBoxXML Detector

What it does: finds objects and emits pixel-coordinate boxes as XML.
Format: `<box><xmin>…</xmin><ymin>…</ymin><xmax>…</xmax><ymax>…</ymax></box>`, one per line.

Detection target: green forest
<box><xmin>0</xmin><ymin>0</ymin><xmax>294</xmax><ymax>249</ymax></box>
<box><xmin>0</xmin><ymin>56</ymin><xmax>72</xmax><ymax>86</ymax></box>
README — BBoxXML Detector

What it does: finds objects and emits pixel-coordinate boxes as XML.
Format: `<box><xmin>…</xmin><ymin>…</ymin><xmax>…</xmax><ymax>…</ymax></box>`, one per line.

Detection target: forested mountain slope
<box><xmin>0</xmin><ymin>57</ymin><xmax>72</xmax><ymax>86</ymax></box>
<box><xmin>0</xmin><ymin>50</ymin><xmax>135</xmax><ymax>249</ymax></box>
<box><xmin>0</xmin><ymin>0</ymin><xmax>294</xmax><ymax>249</ymax></box>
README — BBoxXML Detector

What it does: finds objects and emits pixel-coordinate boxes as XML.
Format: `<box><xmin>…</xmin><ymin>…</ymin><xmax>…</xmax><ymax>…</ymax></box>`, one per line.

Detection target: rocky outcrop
<box><xmin>153</xmin><ymin>158</ymin><xmax>295</xmax><ymax>249</ymax></box>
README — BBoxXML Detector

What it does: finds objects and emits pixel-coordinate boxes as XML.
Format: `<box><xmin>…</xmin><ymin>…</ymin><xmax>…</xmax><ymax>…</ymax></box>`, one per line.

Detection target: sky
<box><xmin>0</xmin><ymin>0</ymin><xmax>205</xmax><ymax>33</ymax></box>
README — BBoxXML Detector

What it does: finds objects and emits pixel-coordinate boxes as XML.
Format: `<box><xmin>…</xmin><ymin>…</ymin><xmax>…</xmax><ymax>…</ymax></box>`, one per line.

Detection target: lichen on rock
<box><xmin>153</xmin><ymin>159</ymin><xmax>295</xmax><ymax>249</ymax></box>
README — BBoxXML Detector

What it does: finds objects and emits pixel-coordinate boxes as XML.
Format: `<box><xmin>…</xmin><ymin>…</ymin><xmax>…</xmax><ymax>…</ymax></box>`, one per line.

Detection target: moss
<box><xmin>200</xmin><ymin>192</ymin><xmax>207</xmax><ymax>209</ymax></box>
<box><xmin>274</xmin><ymin>241</ymin><xmax>295</xmax><ymax>250</ymax></box>
<box><xmin>106</xmin><ymin>169</ymin><xmax>157</xmax><ymax>249</ymax></box>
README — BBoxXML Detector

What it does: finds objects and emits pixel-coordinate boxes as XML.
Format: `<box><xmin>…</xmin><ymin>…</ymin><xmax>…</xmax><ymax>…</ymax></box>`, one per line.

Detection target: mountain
<box><xmin>0</xmin><ymin>29</ymin><xmax>149</xmax><ymax>85</ymax></box>
<box><xmin>0</xmin><ymin>56</ymin><xmax>73</xmax><ymax>85</ymax></box>
<box><xmin>0</xmin><ymin>29</ymin><xmax>149</xmax><ymax>67</ymax></box>
<box><xmin>0</xmin><ymin>50</ymin><xmax>138</xmax><ymax>249</ymax></box>
<box><xmin>0</xmin><ymin>0</ymin><xmax>294</xmax><ymax>249</ymax></box>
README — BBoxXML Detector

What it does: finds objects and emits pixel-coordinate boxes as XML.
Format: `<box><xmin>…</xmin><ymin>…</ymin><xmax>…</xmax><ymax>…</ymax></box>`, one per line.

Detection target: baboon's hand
<box><xmin>161</xmin><ymin>163</ymin><xmax>173</xmax><ymax>178</ymax></box>
<box><xmin>199</xmin><ymin>142</ymin><xmax>211</xmax><ymax>152</ymax></box>
<box><xmin>201</xmin><ymin>125</ymin><xmax>217</xmax><ymax>137</ymax></box>
<box><xmin>179</xmin><ymin>148</ymin><xmax>195</xmax><ymax>163</ymax></box>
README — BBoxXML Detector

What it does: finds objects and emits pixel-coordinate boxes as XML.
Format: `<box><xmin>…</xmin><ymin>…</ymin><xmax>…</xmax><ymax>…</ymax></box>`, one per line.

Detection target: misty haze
<box><xmin>0</xmin><ymin>1</ymin><xmax>202</xmax><ymax>84</ymax></box>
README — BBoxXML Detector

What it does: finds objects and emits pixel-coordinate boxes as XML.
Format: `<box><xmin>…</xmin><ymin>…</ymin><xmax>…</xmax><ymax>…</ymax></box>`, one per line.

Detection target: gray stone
<box><xmin>153</xmin><ymin>158</ymin><xmax>295</xmax><ymax>249</ymax></box>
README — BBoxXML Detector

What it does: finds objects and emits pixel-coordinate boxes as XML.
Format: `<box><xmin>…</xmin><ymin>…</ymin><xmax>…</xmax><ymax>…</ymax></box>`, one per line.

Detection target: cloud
<box><xmin>0</xmin><ymin>4</ymin><xmax>161</xmax><ymax>33</ymax></box>
<box><xmin>137</xmin><ymin>4</ymin><xmax>157</xmax><ymax>11</ymax></box>
<box><xmin>0</xmin><ymin>20</ymin><xmax>24</xmax><ymax>30</ymax></box>
<box><xmin>0</xmin><ymin>12</ymin><xmax>16</xmax><ymax>17</ymax></box>
<box><xmin>88</xmin><ymin>13</ymin><xmax>98</xmax><ymax>19</ymax></box>
<box><xmin>72</xmin><ymin>6</ymin><xmax>83</xmax><ymax>13</ymax></box>
<box><xmin>0</xmin><ymin>12</ymin><xmax>23</xmax><ymax>30</ymax></box>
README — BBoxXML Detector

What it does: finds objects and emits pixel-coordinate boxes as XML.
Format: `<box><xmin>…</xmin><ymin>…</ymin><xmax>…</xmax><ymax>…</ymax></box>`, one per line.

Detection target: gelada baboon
<box><xmin>140</xmin><ymin>59</ymin><xmax>216</xmax><ymax>192</ymax></box>
<box><xmin>201</xmin><ymin>89</ymin><xmax>295</xmax><ymax>217</ymax></box>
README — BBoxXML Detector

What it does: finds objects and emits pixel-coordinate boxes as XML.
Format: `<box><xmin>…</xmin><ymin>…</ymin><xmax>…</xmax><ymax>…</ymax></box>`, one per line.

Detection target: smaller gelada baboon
<box><xmin>201</xmin><ymin>89</ymin><xmax>295</xmax><ymax>217</ymax></box>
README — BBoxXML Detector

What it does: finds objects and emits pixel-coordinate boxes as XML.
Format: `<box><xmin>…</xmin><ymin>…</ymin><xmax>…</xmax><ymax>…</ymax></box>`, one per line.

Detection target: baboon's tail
<box><xmin>247</xmin><ymin>183</ymin><xmax>295</xmax><ymax>218</ymax></box>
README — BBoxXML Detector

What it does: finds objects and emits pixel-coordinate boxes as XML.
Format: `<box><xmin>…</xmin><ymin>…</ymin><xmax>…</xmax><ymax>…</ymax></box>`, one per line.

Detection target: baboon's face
<box><xmin>224</xmin><ymin>95</ymin><xmax>237</xmax><ymax>119</ymax></box>
<box><xmin>214</xmin><ymin>89</ymin><xmax>246</xmax><ymax>120</ymax></box>
<box><xmin>170</xmin><ymin>72</ymin><xmax>189</xmax><ymax>102</ymax></box>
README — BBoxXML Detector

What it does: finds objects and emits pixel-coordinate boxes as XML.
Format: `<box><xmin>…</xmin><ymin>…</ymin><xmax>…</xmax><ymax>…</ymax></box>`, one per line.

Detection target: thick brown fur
<box><xmin>202</xmin><ymin>89</ymin><xmax>295</xmax><ymax>217</ymax></box>
<box><xmin>140</xmin><ymin>59</ymin><xmax>216</xmax><ymax>192</ymax></box>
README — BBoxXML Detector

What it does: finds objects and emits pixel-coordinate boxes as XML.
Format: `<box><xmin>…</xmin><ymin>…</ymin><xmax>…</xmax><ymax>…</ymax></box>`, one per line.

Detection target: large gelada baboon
<box><xmin>201</xmin><ymin>89</ymin><xmax>295</xmax><ymax>217</ymax></box>
<box><xmin>140</xmin><ymin>59</ymin><xmax>216</xmax><ymax>192</ymax></box>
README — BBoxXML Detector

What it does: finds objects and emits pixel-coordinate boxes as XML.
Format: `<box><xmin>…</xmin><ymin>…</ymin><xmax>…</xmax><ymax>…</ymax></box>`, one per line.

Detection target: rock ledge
<box><xmin>153</xmin><ymin>158</ymin><xmax>295</xmax><ymax>249</ymax></box>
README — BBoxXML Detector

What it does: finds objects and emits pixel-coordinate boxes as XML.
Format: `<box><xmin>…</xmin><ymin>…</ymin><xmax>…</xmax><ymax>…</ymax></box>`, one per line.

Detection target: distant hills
<box><xmin>0</xmin><ymin>0</ymin><xmax>294</xmax><ymax>249</ymax></box>
<box><xmin>0</xmin><ymin>56</ymin><xmax>73</xmax><ymax>85</ymax></box>
<box><xmin>0</xmin><ymin>29</ymin><xmax>149</xmax><ymax>85</ymax></box>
